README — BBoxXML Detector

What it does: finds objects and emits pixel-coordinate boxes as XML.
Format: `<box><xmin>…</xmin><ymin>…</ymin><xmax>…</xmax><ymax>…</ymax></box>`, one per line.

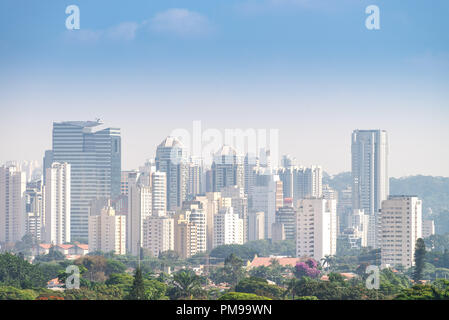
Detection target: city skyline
<box><xmin>1</xmin><ymin>121</ymin><xmax>449</xmax><ymax>179</ymax></box>
<box><xmin>1</xmin><ymin>1</ymin><xmax>449</xmax><ymax>177</ymax></box>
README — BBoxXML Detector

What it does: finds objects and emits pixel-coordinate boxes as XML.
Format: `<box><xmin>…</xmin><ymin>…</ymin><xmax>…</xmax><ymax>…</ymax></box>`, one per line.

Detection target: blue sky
<box><xmin>0</xmin><ymin>0</ymin><xmax>448</xmax><ymax>176</ymax></box>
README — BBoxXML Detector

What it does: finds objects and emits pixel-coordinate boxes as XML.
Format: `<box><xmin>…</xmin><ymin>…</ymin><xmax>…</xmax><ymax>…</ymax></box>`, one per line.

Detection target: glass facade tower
<box><xmin>51</xmin><ymin>120</ymin><xmax>121</xmax><ymax>240</ymax></box>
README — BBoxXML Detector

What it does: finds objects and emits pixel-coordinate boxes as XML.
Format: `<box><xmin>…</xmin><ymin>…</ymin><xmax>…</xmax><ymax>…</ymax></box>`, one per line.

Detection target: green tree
<box><xmin>128</xmin><ymin>268</ymin><xmax>146</xmax><ymax>300</ymax></box>
<box><xmin>283</xmin><ymin>278</ymin><xmax>300</xmax><ymax>300</ymax></box>
<box><xmin>0</xmin><ymin>252</ymin><xmax>46</xmax><ymax>289</ymax></box>
<box><xmin>413</xmin><ymin>238</ymin><xmax>426</xmax><ymax>282</ymax></box>
<box><xmin>0</xmin><ymin>286</ymin><xmax>38</xmax><ymax>300</ymax></box>
<box><xmin>235</xmin><ymin>277</ymin><xmax>285</xmax><ymax>300</ymax></box>
<box><xmin>105</xmin><ymin>259</ymin><xmax>126</xmax><ymax>276</ymax></box>
<box><xmin>170</xmin><ymin>269</ymin><xmax>202</xmax><ymax>300</ymax></box>
<box><xmin>224</xmin><ymin>254</ymin><xmax>246</xmax><ymax>286</ymax></box>
<box><xmin>219</xmin><ymin>292</ymin><xmax>271</xmax><ymax>300</ymax></box>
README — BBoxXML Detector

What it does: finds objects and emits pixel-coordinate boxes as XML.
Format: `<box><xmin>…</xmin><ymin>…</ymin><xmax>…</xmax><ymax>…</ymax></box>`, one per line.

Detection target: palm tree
<box><xmin>172</xmin><ymin>269</ymin><xmax>202</xmax><ymax>300</ymax></box>
<box><xmin>283</xmin><ymin>278</ymin><xmax>300</xmax><ymax>300</ymax></box>
<box><xmin>321</xmin><ymin>255</ymin><xmax>336</xmax><ymax>272</ymax></box>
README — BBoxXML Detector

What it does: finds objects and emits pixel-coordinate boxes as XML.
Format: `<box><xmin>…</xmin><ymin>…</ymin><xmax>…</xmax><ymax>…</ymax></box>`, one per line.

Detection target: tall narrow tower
<box><xmin>351</xmin><ymin>129</ymin><xmax>389</xmax><ymax>248</ymax></box>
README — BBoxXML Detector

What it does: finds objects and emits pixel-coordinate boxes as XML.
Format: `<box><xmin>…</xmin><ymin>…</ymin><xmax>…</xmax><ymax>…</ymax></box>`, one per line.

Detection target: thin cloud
<box><xmin>106</xmin><ymin>22</ymin><xmax>139</xmax><ymax>41</ymax></box>
<box><xmin>64</xmin><ymin>22</ymin><xmax>140</xmax><ymax>43</ymax></box>
<box><xmin>148</xmin><ymin>9</ymin><xmax>213</xmax><ymax>37</ymax></box>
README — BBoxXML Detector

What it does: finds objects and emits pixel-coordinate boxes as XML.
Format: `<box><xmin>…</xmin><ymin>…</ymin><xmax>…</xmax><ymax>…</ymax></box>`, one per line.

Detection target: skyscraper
<box><xmin>352</xmin><ymin>129</ymin><xmax>388</xmax><ymax>248</ymax></box>
<box><xmin>351</xmin><ymin>129</ymin><xmax>389</xmax><ymax>215</ymax></box>
<box><xmin>212</xmin><ymin>145</ymin><xmax>244</xmax><ymax>193</ymax></box>
<box><xmin>127</xmin><ymin>175</ymin><xmax>152</xmax><ymax>256</ymax></box>
<box><xmin>0</xmin><ymin>165</ymin><xmax>26</xmax><ymax>243</ymax></box>
<box><xmin>293</xmin><ymin>166</ymin><xmax>323</xmax><ymax>202</ymax></box>
<box><xmin>155</xmin><ymin>137</ymin><xmax>188</xmax><ymax>211</ymax></box>
<box><xmin>188</xmin><ymin>157</ymin><xmax>203</xmax><ymax>197</ymax></box>
<box><xmin>51</xmin><ymin>120</ymin><xmax>121</xmax><ymax>240</ymax></box>
<box><xmin>44</xmin><ymin>162</ymin><xmax>71</xmax><ymax>245</ymax></box>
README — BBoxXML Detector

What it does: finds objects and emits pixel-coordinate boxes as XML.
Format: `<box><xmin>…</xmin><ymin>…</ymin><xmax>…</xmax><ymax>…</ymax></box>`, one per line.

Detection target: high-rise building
<box><xmin>244</xmin><ymin>153</ymin><xmax>258</xmax><ymax>195</ymax></box>
<box><xmin>422</xmin><ymin>220</ymin><xmax>435</xmax><ymax>239</ymax></box>
<box><xmin>296</xmin><ymin>198</ymin><xmax>337</xmax><ymax>261</ymax></box>
<box><xmin>51</xmin><ymin>120</ymin><xmax>121</xmax><ymax>240</ymax></box>
<box><xmin>121</xmin><ymin>171</ymin><xmax>138</xmax><ymax>195</ymax></box>
<box><xmin>155</xmin><ymin>137</ymin><xmax>188</xmax><ymax>211</ymax></box>
<box><xmin>127</xmin><ymin>178</ymin><xmax>152</xmax><ymax>256</ymax></box>
<box><xmin>271</xmin><ymin>223</ymin><xmax>285</xmax><ymax>242</ymax></box>
<box><xmin>188</xmin><ymin>158</ymin><xmax>203</xmax><ymax>197</ymax></box>
<box><xmin>151</xmin><ymin>171</ymin><xmax>167</xmax><ymax>215</ymax></box>
<box><xmin>0</xmin><ymin>166</ymin><xmax>26</xmax><ymax>243</ymax></box>
<box><xmin>212</xmin><ymin>145</ymin><xmax>244</xmax><ymax>192</ymax></box>
<box><xmin>274</xmin><ymin>206</ymin><xmax>297</xmax><ymax>241</ymax></box>
<box><xmin>174</xmin><ymin>212</ymin><xmax>198</xmax><ymax>259</ymax></box>
<box><xmin>278</xmin><ymin>167</ymin><xmax>293</xmax><ymax>199</ymax></box>
<box><xmin>380</xmin><ymin>196</ymin><xmax>422</xmax><ymax>268</ymax></box>
<box><xmin>43</xmin><ymin>150</ymin><xmax>53</xmax><ymax>185</ymax></box>
<box><xmin>337</xmin><ymin>187</ymin><xmax>352</xmax><ymax>234</ymax></box>
<box><xmin>186</xmin><ymin>207</ymin><xmax>207</xmax><ymax>253</ymax></box>
<box><xmin>193</xmin><ymin>192</ymin><xmax>230</xmax><ymax>251</ymax></box>
<box><xmin>143</xmin><ymin>215</ymin><xmax>174</xmax><ymax>257</ymax></box>
<box><xmin>248</xmin><ymin>211</ymin><xmax>265</xmax><ymax>241</ymax></box>
<box><xmin>349</xmin><ymin>209</ymin><xmax>369</xmax><ymax>247</ymax></box>
<box><xmin>88</xmin><ymin>203</ymin><xmax>126</xmax><ymax>255</ymax></box>
<box><xmin>25</xmin><ymin>180</ymin><xmax>44</xmax><ymax>242</ymax></box>
<box><xmin>214</xmin><ymin>207</ymin><xmax>244</xmax><ymax>247</ymax></box>
<box><xmin>352</xmin><ymin>130</ymin><xmax>388</xmax><ymax>248</ymax></box>
<box><xmin>250</xmin><ymin>171</ymin><xmax>282</xmax><ymax>239</ymax></box>
<box><xmin>220</xmin><ymin>185</ymin><xmax>248</xmax><ymax>242</ymax></box>
<box><xmin>293</xmin><ymin>166</ymin><xmax>323</xmax><ymax>202</ymax></box>
<box><xmin>352</xmin><ymin>129</ymin><xmax>389</xmax><ymax>215</ymax></box>
<box><xmin>44</xmin><ymin>162</ymin><xmax>71</xmax><ymax>245</ymax></box>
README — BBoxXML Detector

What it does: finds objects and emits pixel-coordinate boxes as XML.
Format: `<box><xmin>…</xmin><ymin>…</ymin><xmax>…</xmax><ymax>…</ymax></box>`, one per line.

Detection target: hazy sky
<box><xmin>0</xmin><ymin>0</ymin><xmax>448</xmax><ymax>177</ymax></box>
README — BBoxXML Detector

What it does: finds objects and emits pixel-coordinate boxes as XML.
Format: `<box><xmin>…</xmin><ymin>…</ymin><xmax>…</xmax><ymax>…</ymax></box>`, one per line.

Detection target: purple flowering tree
<box><xmin>294</xmin><ymin>258</ymin><xmax>321</xmax><ymax>279</ymax></box>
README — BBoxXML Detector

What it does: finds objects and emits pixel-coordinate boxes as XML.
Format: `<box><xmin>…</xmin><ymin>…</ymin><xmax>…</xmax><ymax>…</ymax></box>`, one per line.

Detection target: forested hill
<box><xmin>323</xmin><ymin>173</ymin><xmax>449</xmax><ymax>234</ymax></box>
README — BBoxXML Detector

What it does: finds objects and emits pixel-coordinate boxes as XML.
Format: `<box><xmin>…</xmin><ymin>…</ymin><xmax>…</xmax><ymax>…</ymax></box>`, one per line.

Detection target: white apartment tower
<box><xmin>380</xmin><ymin>196</ymin><xmax>422</xmax><ymax>268</ymax></box>
<box><xmin>127</xmin><ymin>180</ymin><xmax>152</xmax><ymax>256</ymax></box>
<box><xmin>152</xmin><ymin>171</ymin><xmax>167</xmax><ymax>215</ymax></box>
<box><xmin>0</xmin><ymin>166</ymin><xmax>26</xmax><ymax>243</ymax></box>
<box><xmin>143</xmin><ymin>215</ymin><xmax>174</xmax><ymax>257</ymax></box>
<box><xmin>214</xmin><ymin>207</ymin><xmax>244</xmax><ymax>247</ymax></box>
<box><xmin>296</xmin><ymin>198</ymin><xmax>337</xmax><ymax>261</ymax></box>
<box><xmin>188</xmin><ymin>208</ymin><xmax>207</xmax><ymax>253</ymax></box>
<box><xmin>44</xmin><ymin>162</ymin><xmax>71</xmax><ymax>245</ymax></box>
<box><xmin>89</xmin><ymin>204</ymin><xmax>126</xmax><ymax>255</ymax></box>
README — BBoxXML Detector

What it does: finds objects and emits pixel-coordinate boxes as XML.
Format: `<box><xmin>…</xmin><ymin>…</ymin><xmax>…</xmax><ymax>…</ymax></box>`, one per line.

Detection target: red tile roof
<box><xmin>76</xmin><ymin>244</ymin><xmax>89</xmax><ymax>250</ymax></box>
<box><xmin>249</xmin><ymin>256</ymin><xmax>302</xmax><ymax>268</ymax></box>
<box><xmin>321</xmin><ymin>273</ymin><xmax>357</xmax><ymax>281</ymax></box>
<box><xmin>57</xmin><ymin>244</ymin><xmax>74</xmax><ymax>250</ymax></box>
<box><xmin>39</xmin><ymin>244</ymin><xmax>52</xmax><ymax>249</ymax></box>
